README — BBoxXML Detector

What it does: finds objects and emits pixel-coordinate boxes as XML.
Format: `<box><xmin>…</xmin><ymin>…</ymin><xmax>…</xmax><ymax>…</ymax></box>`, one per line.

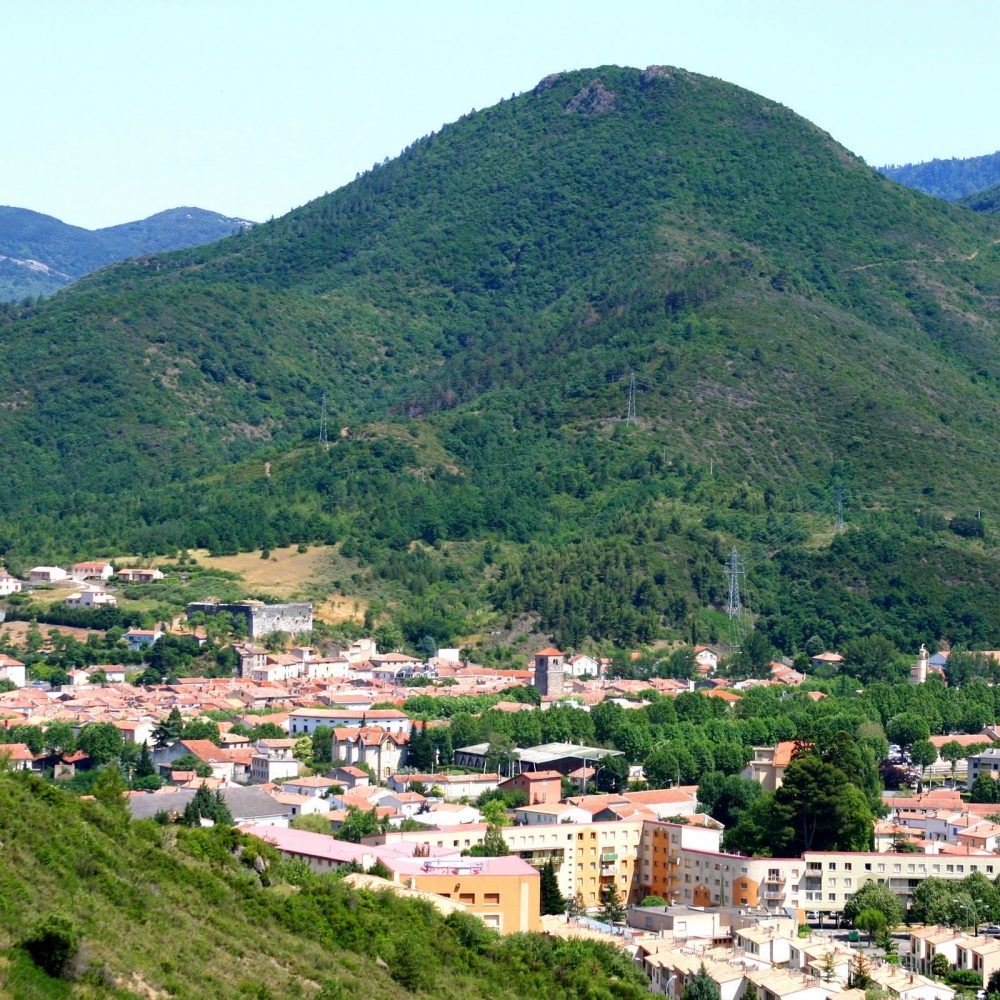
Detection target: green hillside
<box><xmin>0</xmin><ymin>770</ymin><xmax>645</xmax><ymax>999</ymax></box>
<box><xmin>0</xmin><ymin>206</ymin><xmax>252</xmax><ymax>301</ymax></box>
<box><xmin>3</xmin><ymin>65</ymin><xmax>1000</xmax><ymax>652</ymax></box>
<box><xmin>961</xmin><ymin>181</ymin><xmax>1000</xmax><ymax>214</ymax></box>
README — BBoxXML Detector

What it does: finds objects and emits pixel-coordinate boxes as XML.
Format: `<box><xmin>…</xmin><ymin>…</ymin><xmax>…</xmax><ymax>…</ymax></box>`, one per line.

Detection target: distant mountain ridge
<box><xmin>880</xmin><ymin>149</ymin><xmax>1000</xmax><ymax>202</ymax></box>
<box><xmin>0</xmin><ymin>205</ymin><xmax>254</xmax><ymax>300</ymax></box>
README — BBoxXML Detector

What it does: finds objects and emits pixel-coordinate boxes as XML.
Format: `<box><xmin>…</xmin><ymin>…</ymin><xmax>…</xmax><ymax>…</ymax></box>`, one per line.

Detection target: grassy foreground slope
<box><xmin>0</xmin><ymin>770</ymin><xmax>645</xmax><ymax>1000</ymax></box>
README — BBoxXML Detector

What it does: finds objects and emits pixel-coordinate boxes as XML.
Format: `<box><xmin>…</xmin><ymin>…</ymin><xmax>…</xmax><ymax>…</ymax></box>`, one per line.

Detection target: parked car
<box><xmin>982</xmin><ymin>924</ymin><xmax>1000</xmax><ymax>935</ymax></box>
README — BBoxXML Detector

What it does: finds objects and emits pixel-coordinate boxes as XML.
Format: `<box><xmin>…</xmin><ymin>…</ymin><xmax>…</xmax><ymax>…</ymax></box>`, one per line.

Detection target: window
<box><xmin>484</xmin><ymin>893</ymin><xmax>500</xmax><ymax>905</ymax></box>
<box><xmin>828</xmin><ymin>862</ymin><xmax>836</xmax><ymax>871</ymax></box>
<box><xmin>844</xmin><ymin>863</ymin><xmax>852</xmax><ymax>871</ymax></box>
<box><xmin>459</xmin><ymin>893</ymin><xmax>475</xmax><ymax>904</ymax></box>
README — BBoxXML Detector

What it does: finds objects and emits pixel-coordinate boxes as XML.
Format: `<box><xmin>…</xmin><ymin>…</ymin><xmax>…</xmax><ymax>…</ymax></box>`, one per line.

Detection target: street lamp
<box><xmin>953</xmin><ymin>898</ymin><xmax>980</xmax><ymax>937</ymax></box>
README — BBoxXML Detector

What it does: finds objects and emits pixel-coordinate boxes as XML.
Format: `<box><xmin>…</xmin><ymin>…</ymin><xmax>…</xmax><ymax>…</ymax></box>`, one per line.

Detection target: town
<box><xmin>3</xmin><ymin>559</ymin><xmax>1000</xmax><ymax>999</ymax></box>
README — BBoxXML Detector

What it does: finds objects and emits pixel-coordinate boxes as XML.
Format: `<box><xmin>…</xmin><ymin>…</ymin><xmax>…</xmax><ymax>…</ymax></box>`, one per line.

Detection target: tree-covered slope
<box><xmin>961</xmin><ymin>181</ymin><xmax>1000</xmax><ymax>214</ymax></box>
<box><xmin>0</xmin><ymin>770</ymin><xmax>645</xmax><ymax>999</ymax></box>
<box><xmin>3</xmin><ymin>65</ymin><xmax>1000</xmax><ymax>650</ymax></box>
<box><xmin>880</xmin><ymin>148</ymin><xmax>1000</xmax><ymax>201</ymax></box>
<box><xmin>0</xmin><ymin>206</ymin><xmax>253</xmax><ymax>300</ymax></box>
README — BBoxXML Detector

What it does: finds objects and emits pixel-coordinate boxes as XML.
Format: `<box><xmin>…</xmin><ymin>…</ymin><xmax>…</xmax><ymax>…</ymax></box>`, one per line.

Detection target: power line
<box><xmin>626</xmin><ymin>371</ymin><xmax>637</xmax><ymax>425</ymax></box>
<box><xmin>725</xmin><ymin>546</ymin><xmax>747</xmax><ymax>651</ymax></box>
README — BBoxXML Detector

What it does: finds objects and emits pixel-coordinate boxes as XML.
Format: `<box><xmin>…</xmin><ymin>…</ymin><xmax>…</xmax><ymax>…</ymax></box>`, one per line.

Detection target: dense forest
<box><xmin>3</xmin><ymin>66</ymin><xmax>1000</xmax><ymax>654</ymax></box>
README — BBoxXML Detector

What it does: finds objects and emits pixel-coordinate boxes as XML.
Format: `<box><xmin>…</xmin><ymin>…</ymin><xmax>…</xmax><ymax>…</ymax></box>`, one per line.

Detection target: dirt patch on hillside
<box><xmin>0</xmin><ymin>620</ymin><xmax>103</xmax><ymax>648</ymax></box>
<box><xmin>191</xmin><ymin>545</ymin><xmax>336</xmax><ymax>599</ymax></box>
<box><xmin>315</xmin><ymin>595</ymin><xmax>367</xmax><ymax>626</ymax></box>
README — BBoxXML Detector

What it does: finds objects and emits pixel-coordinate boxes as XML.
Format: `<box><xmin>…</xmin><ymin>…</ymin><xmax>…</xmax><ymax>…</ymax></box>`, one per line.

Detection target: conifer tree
<box><xmin>153</xmin><ymin>707</ymin><xmax>184</xmax><ymax>747</ymax></box>
<box><xmin>600</xmin><ymin>881</ymin><xmax>626</xmax><ymax>925</ymax></box>
<box><xmin>135</xmin><ymin>740</ymin><xmax>156</xmax><ymax>778</ymax></box>
<box><xmin>540</xmin><ymin>860</ymin><xmax>566</xmax><ymax>915</ymax></box>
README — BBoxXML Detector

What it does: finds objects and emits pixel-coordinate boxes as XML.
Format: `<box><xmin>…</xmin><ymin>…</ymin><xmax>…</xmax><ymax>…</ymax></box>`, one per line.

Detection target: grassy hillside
<box><xmin>0</xmin><ymin>206</ymin><xmax>252</xmax><ymax>300</ymax></box>
<box><xmin>880</xmin><ymin>148</ymin><xmax>1000</xmax><ymax>201</ymax></box>
<box><xmin>3</xmin><ymin>65</ymin><xmax>1000</xmax><ymax>651</ymax></box>
<box><xmin>0</xmin><ymin>770</ymin><xmax>645</xmax><ymax>999</ymax></box>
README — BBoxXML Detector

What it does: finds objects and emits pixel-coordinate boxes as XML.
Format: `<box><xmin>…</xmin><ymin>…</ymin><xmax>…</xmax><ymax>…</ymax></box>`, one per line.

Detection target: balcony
<box><xmin>766</xmin><ymin>873</ymin><xmax>786</xmax><ymax>884</ymax></box>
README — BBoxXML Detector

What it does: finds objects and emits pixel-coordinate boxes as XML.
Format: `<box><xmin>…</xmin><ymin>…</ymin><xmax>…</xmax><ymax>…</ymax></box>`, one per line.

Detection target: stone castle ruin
<box><xmin>186</xmin><ymin>600</ymin><xmax>313</xmax><ymax>640</ymax></box>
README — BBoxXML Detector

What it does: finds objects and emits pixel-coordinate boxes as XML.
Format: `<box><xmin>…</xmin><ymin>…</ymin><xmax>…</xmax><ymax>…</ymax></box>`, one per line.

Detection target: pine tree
<box><xmin>682</xmin><ymin>964</ymin><xmax>721</xmax><ymax>1000</ymax></box>
<box><xmin>540</xmin><ymin>859</ymin><xmax>566</xmax><ymax>915</ymax></box>
<box><xmin>600</xmin><ymin>881</ymin><xmax>626</xmax><ymax>925</ymax></box>
<box><xmin>153</xmin><ymin>707</ymin><xmax>184</xmax><ymax>747</ymax></box>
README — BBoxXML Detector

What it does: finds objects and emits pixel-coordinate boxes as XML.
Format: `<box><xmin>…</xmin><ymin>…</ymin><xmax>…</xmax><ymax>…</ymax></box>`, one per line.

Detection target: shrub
<box><xmin>21</xmin><ymin>913</ymin><xmax>80</xmax><ymax>978</ymax></box>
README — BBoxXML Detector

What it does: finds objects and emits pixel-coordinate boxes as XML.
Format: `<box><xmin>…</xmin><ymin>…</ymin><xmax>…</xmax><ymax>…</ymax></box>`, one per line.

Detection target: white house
<box><xmin>514</xmin><ymin>803</ymin><xmax>593</xmax><ymax>825</ymax></box>
<box><xmin>250</xmin><ymin>739</ymin><xmax>300</xmax><ymax>784</ymax></box>
<box><xmin>71</xmin><ymin>562</ymin><xmax>114</xmax><ymax>582</ymax></box>
<box><xmin>28</xmin><ymin>566</ymin><xmax>68</xmax><ymax>584</ymax></box>
<box><xmin>124</xmin><ymin>627</ymin><xmax>163</xmax><ymax>651</ymax></box>
<box><xmin>116</xmin><ymin>567</ymin><xmax>165</xmax><ymax>583</ymax></box>
<box><xmin>565</xmin><ymin>653</ymin><xmax>602</xmax><ymax>679</ymax></box>
<box><xmin>66</xmin><ymin>590</ymin><xmax>118</xmax><ymax>608</ymax></box>
<box><xmin>0</xmin><ymin>654</ymin><xmax>27</xmax><ymax>688</ymax></box>
<box><xmin>693</xmin><ymin>645</ymin><xmax>720</xmax><ymax>674</ymax></box>
<box><xmin>0</xmin><ymin>570</ymin><xmax>22</xmax><ymax>596</ymax></box>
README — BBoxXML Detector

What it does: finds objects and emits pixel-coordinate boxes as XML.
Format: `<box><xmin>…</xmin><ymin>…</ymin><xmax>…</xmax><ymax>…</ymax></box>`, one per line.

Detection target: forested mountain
<box><xmin>880</xmin><ymin>148</ymin><xmax>1000</xmax><ymax>201</ymax></box>
<box><xmin>0</xmin><ymin>206</ymin><xmax>253</xmax><ymax>300</ymax></box>
<box><xmin>4</xmin><ymin>65</ymin><xmax>1000</xmax><ymax>653</ymax></box>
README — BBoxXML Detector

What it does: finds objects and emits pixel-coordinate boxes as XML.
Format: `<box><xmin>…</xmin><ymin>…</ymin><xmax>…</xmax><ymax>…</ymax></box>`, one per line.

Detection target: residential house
<box><xmin>693</xmin><ymin>645</ymin><xmax>720</xmax><ymax>674</ymax></box>
<box><xmin>281</xmin><ymin>775</ymin><xmax>343</xmax><ymax>798</ymax></box>
<box><xmin>386</xmin><ymin>772</ymin><xmax>499</xmax><ymax>801</ymax></box>
<box><xmin>71</xmin><ymin>562</ymin><xmax>114</xmax><ymax>582</ymax></box>
<box><xmin>331</xmin><ymin>765</ymin><xmax>371</xmax><ymax>789</ymax></box>
<box><xmin>565</xmin><ymin>653</ymin><xmax>602</xmax><ymax>679</ymax></box>
<box><xmin>116</xmin><ymin>568</ymin><xmax>165</xmax><ymax>583</ymax></box>
<box><xmin>742</xmin><ymin>741</ymin><xmax>806</xmax><ymax>791</ymax></box>
<box><xmin>155</xmin><ymin>739</ymin><xmax>236</xmax><ymax>782</ymax></box>
<box><xmin>124</xmin><ymin>627</ymin><xmax>163</xmax><ymax>651</ymax></box>
<box><xmin>0</xmin><ymin>570</ymin><xmax>22</xmax><ymax>596</ymax></box>
<box><xmin>967</xmin><ymin>748</ymin><xmax>1000</xmax><ymax>789</ymax></box>
<box><xmin>0</xmin><ymin>654</ymin><xmax>27</xmax><ymax>689</ymax></box>
<box><xmin>28</xmin><ymin>566</ymin><xmax>68</xmax><ymax>584</ymax></box>
<box><xmin>0</xmin><ymin>743</ymin><xmax>35</xmax><ymax>771</ymax></box>
<box><xmin>499</xmin><ymin>769</ymin><xmax>563</xmax><ymax>805</ymax></box>
<box><xmin>250</xmin><ymin>739</ymin><xmax>300</xmax><ymax>784</ymax></box>
<box><xmin>65</xmin><ymin>590</ymin><xmax>117</xmax><ymax>608</ymax></box>
<box><xmin>331</xmin><ymin>727</ymin><xmax>408</xmax><ymax>781</ymax></box>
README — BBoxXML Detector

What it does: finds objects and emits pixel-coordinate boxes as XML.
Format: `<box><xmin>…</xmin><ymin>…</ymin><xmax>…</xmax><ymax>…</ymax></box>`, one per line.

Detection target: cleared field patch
<box><xmin>0</xmin><ymin>620</ymin><xmax>103</xmax><ymax>648</ymax></box>
<box><xmin>190</xmin><ymin>545</ymin><xmax>337</xmax><ymax>599</ymax></box>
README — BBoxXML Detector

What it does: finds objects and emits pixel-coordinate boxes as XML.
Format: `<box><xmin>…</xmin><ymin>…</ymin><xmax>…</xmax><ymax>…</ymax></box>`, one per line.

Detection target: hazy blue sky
<box><xmin>6</xmin><ymin>0</ymin><xmax>999</xmax><ymax>228</ymax></box>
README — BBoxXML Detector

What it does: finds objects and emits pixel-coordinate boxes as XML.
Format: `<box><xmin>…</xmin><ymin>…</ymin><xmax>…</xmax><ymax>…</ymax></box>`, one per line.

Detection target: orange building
<box><xmin>386</xmin><ymin>856</ymin><xmax>540</xmax><ymax>933</ymax></box>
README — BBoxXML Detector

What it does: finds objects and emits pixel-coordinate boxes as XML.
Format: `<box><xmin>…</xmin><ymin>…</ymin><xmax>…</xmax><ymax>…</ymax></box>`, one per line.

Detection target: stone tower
<box><xmin>534</xmin><ymin>647</ymin><xmax>565</xmax><ymax>697</ymax></box>
<box><xmin>910</xmin><ymin>643</ymin><xmax>929</xmax><ymax>685</ymax></box>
